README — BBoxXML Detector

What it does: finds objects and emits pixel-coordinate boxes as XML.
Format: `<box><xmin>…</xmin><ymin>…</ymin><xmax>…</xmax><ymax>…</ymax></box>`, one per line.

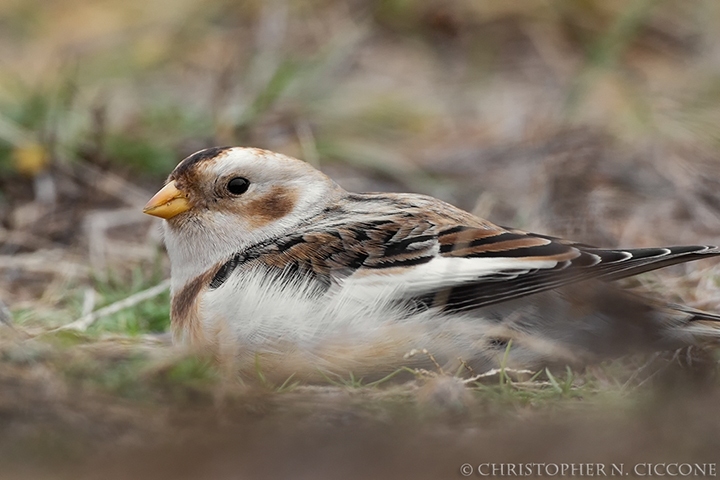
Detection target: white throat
<box><xmin>162</xmin><ymin>218</ymin><xmax>242</xmax><ymax>294</ymax></box>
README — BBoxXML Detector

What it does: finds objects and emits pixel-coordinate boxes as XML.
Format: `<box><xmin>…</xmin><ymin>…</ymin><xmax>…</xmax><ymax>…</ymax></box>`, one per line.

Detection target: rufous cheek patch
<box><xmin>240</xmin><ymin>185</ymin><xmax>298</xmax><ymax>228</ymax></box>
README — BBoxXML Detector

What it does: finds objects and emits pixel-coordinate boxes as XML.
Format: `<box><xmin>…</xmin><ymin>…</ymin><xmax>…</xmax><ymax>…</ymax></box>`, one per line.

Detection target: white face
<box><xmin>159</xmin><ymin>147</ymin><xmax>344</xmax><ymax>288</ymax></box>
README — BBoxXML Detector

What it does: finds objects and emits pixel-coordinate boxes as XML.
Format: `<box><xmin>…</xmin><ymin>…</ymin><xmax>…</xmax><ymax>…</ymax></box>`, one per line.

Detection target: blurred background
<box><xmin>2</xmin><ymin>1</ymin><xmax>720</xmax><ymax>478</ymax></box>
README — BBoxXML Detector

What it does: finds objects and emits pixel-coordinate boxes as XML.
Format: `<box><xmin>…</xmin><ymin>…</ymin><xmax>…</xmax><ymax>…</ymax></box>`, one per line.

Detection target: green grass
<box><xmin>87</xmin><ymin>268</ymin><xmax>170</xmax><ymax>335</ymax></box>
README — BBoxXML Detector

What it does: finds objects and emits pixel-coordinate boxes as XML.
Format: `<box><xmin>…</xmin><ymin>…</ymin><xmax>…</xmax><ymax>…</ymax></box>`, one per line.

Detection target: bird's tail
<box><xmin>671</xmin><ymin>304</ymin><xmax>720</xmax><ymax>339</ymax></box>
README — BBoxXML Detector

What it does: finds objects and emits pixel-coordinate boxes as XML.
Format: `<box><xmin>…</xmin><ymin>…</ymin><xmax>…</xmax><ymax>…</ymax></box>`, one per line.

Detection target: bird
<box><xmin>143</xmin><ymin>146</ymin><xmax>720</xmax><ymax>380</ymax></box>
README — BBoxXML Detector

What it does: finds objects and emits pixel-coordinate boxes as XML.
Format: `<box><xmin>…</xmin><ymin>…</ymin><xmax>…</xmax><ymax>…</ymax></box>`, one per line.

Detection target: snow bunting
<box><xmin>144</xmin><ymin>146</ymin><xmax>720</xmax><ymax>378</ymax></box>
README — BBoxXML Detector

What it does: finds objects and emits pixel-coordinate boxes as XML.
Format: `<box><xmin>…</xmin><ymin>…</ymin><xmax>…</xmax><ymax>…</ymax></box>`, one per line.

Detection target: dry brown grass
<box><xmin>2</xmin><ymin>1</ymin><xmax>720</xmax><ymax>477</ymax></box>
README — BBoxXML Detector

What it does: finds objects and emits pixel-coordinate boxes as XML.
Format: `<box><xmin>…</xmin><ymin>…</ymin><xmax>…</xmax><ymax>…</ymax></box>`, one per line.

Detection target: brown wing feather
<box><xmin>203</xmin><ymin>193</ymin><xmax>719</xmax><ymax>311</ymax></box>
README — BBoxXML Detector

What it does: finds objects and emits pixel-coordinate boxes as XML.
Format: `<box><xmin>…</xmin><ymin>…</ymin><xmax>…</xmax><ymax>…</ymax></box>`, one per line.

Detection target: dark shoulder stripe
<box><xmin>209</xmin><ymin>253</ymin><xmax>243</xmax><ymax>289</ymax></box>
<box><xmin>208</xmin><ymin>245</ymin><xmax>272</xmax><ymax>289</ymax></box>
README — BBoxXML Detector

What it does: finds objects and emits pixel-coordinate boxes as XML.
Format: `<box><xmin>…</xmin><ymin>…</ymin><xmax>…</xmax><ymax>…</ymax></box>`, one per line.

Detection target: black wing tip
<box><xmin>665</xmin><ymin>245</ymin><xmax>718</xmax><ymax>254</ymax></box>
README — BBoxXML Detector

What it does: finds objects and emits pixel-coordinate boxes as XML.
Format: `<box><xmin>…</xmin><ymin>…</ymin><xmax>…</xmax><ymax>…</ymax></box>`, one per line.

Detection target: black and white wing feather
<box><xmin>206</xmin><ymin>194</ymin><xmax>720</xmax><ymax>313</ymax></box>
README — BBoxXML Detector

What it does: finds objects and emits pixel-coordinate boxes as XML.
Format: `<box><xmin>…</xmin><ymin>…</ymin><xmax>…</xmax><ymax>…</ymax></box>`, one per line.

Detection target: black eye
<box><xmin>227</xmin><ymin>177</ymin><xmax>250</xmax><ymax>195</ymax></box>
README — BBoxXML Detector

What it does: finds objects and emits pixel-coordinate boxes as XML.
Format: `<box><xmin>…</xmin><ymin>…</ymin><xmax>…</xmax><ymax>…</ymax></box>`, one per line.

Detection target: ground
<box><xmin>1</xmin><ymin>1</ymin><xmax>720</xmax><ymax>478</ymax></box>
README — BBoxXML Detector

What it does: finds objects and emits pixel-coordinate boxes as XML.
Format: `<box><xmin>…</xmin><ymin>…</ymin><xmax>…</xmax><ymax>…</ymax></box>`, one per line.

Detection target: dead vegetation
<box><xmin>1</xmin><ymin>0</ymin><xmax>720</xmax><ymax>478</ymax></box>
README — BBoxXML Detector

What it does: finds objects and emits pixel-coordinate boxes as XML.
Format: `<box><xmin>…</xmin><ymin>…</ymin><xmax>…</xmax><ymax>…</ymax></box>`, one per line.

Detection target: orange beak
<box><xmin>143</xmin><ymin>181</ymin><xmax>191</xmax><ymax>219</ymax></box>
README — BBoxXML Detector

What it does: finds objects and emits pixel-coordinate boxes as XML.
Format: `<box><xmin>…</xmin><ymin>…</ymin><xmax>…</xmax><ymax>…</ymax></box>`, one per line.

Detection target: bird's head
<box><xmin>143</xmin><ymin>147</ymin><xmax>343</xmax><ymax>284</ymax></box>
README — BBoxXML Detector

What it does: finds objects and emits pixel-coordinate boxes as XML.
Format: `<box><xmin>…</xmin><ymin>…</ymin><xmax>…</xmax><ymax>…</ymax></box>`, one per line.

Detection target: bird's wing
<box><xmin>209</xmin><ymin>218</ymin><xmax>719</xmax><ymax>311</ymax></box>
<box><xmin>426</xmin><ymin>226</ymin><xmax>719</xmax><ymax>311</ymax></box>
